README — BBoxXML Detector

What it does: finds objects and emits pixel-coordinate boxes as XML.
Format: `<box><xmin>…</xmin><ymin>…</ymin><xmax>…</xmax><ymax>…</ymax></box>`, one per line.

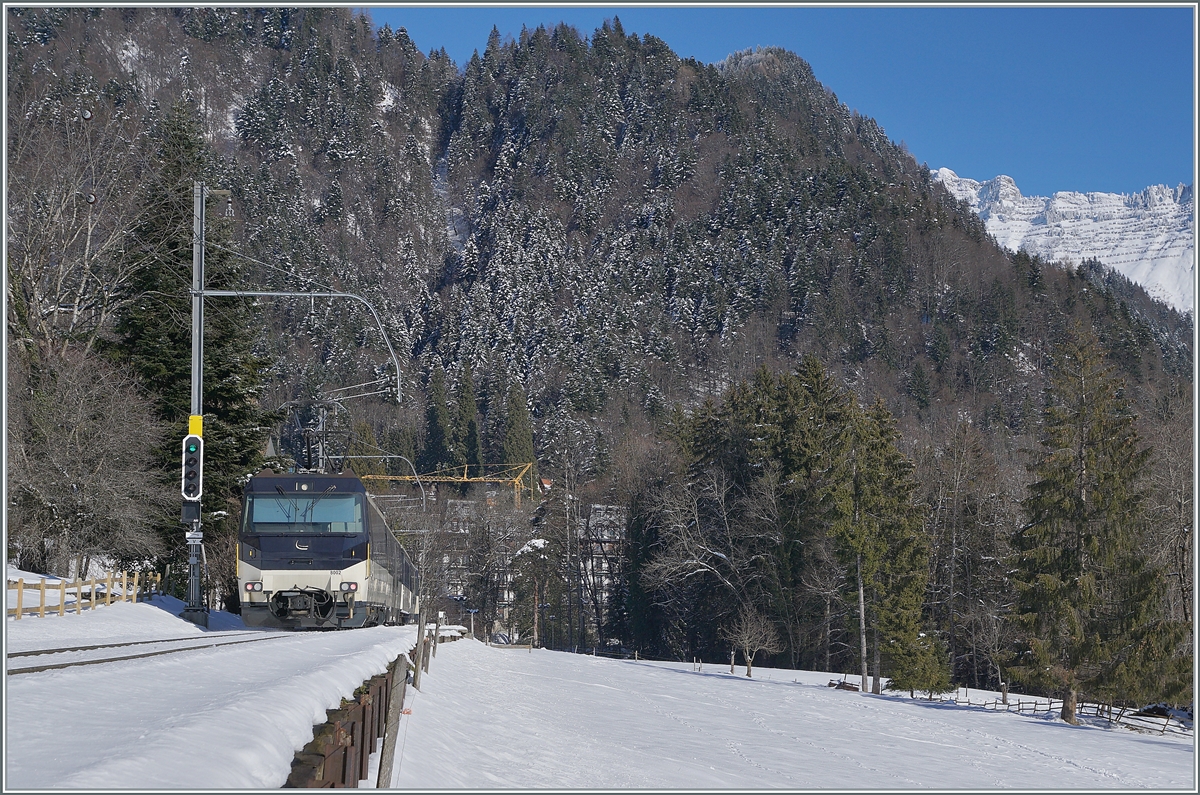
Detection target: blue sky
<box><xmin>368</xmin><ymin>4</ymin><xmax>1195</xmax><ymax>197</ymax></box>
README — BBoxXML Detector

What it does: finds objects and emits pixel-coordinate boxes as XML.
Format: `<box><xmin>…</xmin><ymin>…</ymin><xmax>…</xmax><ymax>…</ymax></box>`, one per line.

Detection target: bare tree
<box><xmin>1143</xmin><ymin>394</ymin><xmax>1194</xmax><ymax>623</ymax></box>
<box><xmin>7</xmin><ymin>345</ymin><xmax>170</xmax><ymax>575</ymax></box>
<box><xmin>7</xmin><ymin>86</ymin><xmax>158</xmax><ymax>354</ymax></box>
<box><xmin>640</xmin><ymin>467</ymin><xmax>779</xmax><ymax>604</ymax></box>
<box><xmin>389</xmin><ymin>504</ymin><xmax>457</xmax><ymax>609</ymax></box>
<box><xmin>800</xmin><ymin>531</ymin><xmax>847</xmax><ymax>673</ymax></box>
<box><xmin>465</xmin><ymin>499</ymin><xmax>527</xmax><ymax>639</ymax></box>
<box><xmin>722</xmin><ymin>606</ymin><xmax>783</xmax><ymax>678</ymax></box>
<box><xmin>543</xmin><ymin>410</ymin><xmax>601</xmax><ymax>650</ymax></box>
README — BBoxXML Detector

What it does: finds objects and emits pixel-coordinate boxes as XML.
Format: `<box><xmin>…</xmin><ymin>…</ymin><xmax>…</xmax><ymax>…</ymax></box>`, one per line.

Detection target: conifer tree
<box><xmin>861</xmin><ymin>401</ymin><xmax>944</xmax><ymax>696</ymax></box>
<box><xmin>501</xmin><ymin>382</ymin><xmax>537</xmax><ymax>489</ymax></box>
<box><xmin>454</xmin><ymin>364</ymin><xmax>482</xmax><ymax>476</ymax></box>
<box><xmin>1011</xmin><ymin>328</ymin><xmax>1190</xmax><ymax>723</ymax></box>
<box><xmin>831</xmin><ymin>398</ymin><xmax>932</xmax><ymax>693</ymax></box>
<box><xmin>888</xmin><ymin>632</ymin><xmax>952</xmax><ymax>699</ymax></box>
<box><xmin>109</xmin><ymin>101</ymin><xmax>274</xmax><ymax>605</ymax></box>
<box><xmin>346</xmin><ymin>420</ymin><xmax>386</xmax><ymax>475</ymax></box>
<box><xmin>419</xmin><ymin>363</ymin><xmax>454</xmax><ymax>472</ymax></box>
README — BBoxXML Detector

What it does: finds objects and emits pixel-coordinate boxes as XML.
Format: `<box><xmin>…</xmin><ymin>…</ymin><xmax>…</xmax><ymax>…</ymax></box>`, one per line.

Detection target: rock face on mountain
<box><xmin>933</xmin><ymin>168</ymin><xmax>1195</xmax><ymax>314</ymax></box>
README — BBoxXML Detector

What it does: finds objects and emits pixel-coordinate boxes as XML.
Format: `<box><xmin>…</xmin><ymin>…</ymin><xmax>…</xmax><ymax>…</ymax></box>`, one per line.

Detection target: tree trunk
<box><xmin>745</xmin><ymin>648</ymin><xmax>753</xmax><ymax>678</ymax></box>
<box><xmin>730</xmin><ymin>649</ymin><xmax>735</xmax><ymax>675</ymax></box>
<box><xmin>871</xmin><ymin>621</ymin><xmax>881</xmax><ymax>694</ymax></box>
<box><xmin>823</xmin><ymin>596</ymin><xmax>831</xmax><ymax>673</ymax></box>
<box><xmin>1061</xmin><ymin>686</ymin><xmax>1078</xmax><ymax>725</ymax></box>
<box><xmin>532</xmin><ymin>580</ymin><xmax>540</xmax><ymax>648</ymax></box>
<box><xmin>412</xmin><ymin>607</ymin><xmax>425</xmax><ymax>690</ymax></box>
<box><xmin>857</xmin><ymin>554</ymin><xmax>869</xmax><ymax>693</ymax></box>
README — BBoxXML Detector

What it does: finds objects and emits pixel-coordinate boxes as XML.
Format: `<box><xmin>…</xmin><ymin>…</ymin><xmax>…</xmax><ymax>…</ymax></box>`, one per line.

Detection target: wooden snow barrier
<box><xmin>284</xmin><ymin>648</ymin><xmax>414</xmax><ymax>788</ymax></box>
<box><xmin>6</xmin><ymin>571</ymin><xmax>162</xmax><ymax>619</ymax></box>
<box><xmin>924</xmin><ymin>692</ymin><xmax>1191</xmax><ymax>737</ymax></box>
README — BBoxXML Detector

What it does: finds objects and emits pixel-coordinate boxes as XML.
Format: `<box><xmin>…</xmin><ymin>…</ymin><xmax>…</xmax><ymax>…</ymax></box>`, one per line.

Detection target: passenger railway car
<box><xmin>237</xmin><ymin>470</ymin><xmax>418</xmax><ymax>629</ymax></box>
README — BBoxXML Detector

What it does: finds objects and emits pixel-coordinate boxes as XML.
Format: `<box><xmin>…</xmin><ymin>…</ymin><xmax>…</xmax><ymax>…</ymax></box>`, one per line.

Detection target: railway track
<box><xmin>6</xmin><ymin>631</ymin><xmax>292</xmax><ymax>676</ymax></box>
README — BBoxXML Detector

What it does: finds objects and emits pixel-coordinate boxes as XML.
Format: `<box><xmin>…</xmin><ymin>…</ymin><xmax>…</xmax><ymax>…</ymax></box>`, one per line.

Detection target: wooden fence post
<box><xmin>88</xmin><ymin>577</ymin><xmax>96</xmax><ymax>611</ymax></box>
<box><xmin>75</xmin><ymin>580</ymin><xmax>83</xmax><ymax>615</ymax></box>
<box><xmin>376</xmin><ymin>656</ymin><xmax>409</xmax><ymax>787</ymax></box>
<box><xmin>15</xmin><ymin>578</ymin><xmax>23</xmax><ymax>620</ymax></box>
<box><xmin>39</xmin><ymin>577</ymin><xmax>46</xmax><ymax>618</ymax></box>
<box><xmin>132</xmin><ymin>572</ymin><xmax>140</xmax><ymax>604</ymax></box>
<box><xmin>121</xmin><ymin>571</ymin><xmax>128</xmax><ymax>602</ymax></box>
<box><xmin>106</xmin><ymin>573</ymin><xmax>113</xmax><ymax>607</ymax></box>
<box><xmin>59</xmin><ymin>578</ymin><xmax>66</xmax><ymax>616</ymax></box>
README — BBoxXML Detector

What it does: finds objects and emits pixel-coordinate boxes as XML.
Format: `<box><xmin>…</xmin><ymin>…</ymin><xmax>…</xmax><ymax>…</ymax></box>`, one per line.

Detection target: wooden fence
<box><xmin>6</xmin><ymin>571</ymin><xmax>163</xmax><ymax>620</ymax></box>
<box><xmin>931</xmin><ymin>692</ymin><xmax>1192</xmax><ymax>736</ymax></box>
<box><xmin>285</xmin><ymin>650</ymin><xmax>413</xmax><ymax>788</ymax></box>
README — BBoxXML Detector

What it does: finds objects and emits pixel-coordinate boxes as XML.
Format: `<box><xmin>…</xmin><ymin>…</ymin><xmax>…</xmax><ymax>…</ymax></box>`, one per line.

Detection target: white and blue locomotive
<box><xmin>237</xmin><ymin>471</ymin><xmax>418</xmax><ymax>629</ymax></box>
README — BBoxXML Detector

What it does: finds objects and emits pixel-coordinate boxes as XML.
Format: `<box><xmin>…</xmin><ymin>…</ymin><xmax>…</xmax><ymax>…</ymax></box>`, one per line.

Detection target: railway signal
<box><xmin>181</xmin><ymin>434</ymin><xmax>203</xmax><ymax>500</ymax></box>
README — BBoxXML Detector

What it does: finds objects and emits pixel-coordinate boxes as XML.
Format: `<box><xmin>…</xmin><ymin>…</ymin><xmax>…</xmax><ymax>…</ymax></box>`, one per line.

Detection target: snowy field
<box><xmin>4</xmin><ymin>593</ymin><xmax>415</xmax><ymax>789</ymax></box>
<box><xmin>390</xmin><ymin>640</ymin><xmax>1195</xmax><ymax>790</ymax></box>
<box><xmin>4</xmin><ymin>582</ymin><xmax>1194</xmax><ymax>790</ymax></box>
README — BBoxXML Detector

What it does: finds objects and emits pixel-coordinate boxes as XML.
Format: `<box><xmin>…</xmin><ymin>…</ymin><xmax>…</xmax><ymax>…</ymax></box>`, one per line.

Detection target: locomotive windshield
<box><xmin>243</xmin><ymin>492</ymin><xmax>364</xmax><ymax>534</ymax></box>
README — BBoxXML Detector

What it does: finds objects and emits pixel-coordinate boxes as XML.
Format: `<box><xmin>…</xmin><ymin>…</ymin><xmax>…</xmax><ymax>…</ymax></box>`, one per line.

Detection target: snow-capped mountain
<box><xmin>933</xmin><ymin>168</ymin><xmax>1195</xmax><ymax>314</ymax></box>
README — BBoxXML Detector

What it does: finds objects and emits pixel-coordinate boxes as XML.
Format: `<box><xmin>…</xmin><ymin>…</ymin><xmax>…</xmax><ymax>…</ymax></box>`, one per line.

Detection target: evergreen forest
<box><xmin>5</xmin><ymin>8</ymin><xmax>1192</xmax><ymax>720</ymax></box>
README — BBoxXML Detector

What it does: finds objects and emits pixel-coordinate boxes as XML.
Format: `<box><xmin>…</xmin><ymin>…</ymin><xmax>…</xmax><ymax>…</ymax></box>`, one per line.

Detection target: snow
<box><xmin>377</xmin><ymin>81</ymin><xmax>400</xmax><ymax>113</ymax></box>
<box><xmin>389</xmin><ymin>640</ymin><xmax>1193</xmax><ymax>789</ymax></box>
<box><xmin>118</xmin><ymin>39</ymin><xmax>140</xmax><ymax>73</ymax></box>
<box><xmin>5</xmin><ymin>597</ymin><xmax>1192</xmax><ymax>789</ymax></box>
<box><xmin>933</xmin><ymin>168</ymin><xmax>1195</xmax><ymax>314</ymax></box>
<box><xmin>515</xmin><ymin>537</ymin><xmax>548</xmax><ymax>556</ymax></box>
<box><xmin>5</xmin><ymin>595</ymin><xmax>415</xmax><ymax>788</ymax></box>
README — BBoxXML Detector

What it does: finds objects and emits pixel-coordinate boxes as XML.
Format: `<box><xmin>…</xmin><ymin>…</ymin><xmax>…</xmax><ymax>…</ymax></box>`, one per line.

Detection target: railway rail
<box><xmin>6</xmin><ymin>631</ymin><xmax>291</xmax><ymax>676</ymax></box>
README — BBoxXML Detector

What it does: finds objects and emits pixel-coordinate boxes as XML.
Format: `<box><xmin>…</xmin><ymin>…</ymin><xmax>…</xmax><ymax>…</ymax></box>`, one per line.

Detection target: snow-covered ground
<box><xmin>5</xmin><ymin>585</ymin><xmax>1193</xmax><ymax>790</ymax></box>
<box><xmin>391</xmin><ymin>640</ymin><xmax>1194</xmax><ymax>790</ymax></box>
<box><xmin>4</xmin><ymin>593</ymin><xmax>415</xmax><ymax>789</ymax></box>
<box><xmin>933</xmin><ymin>168</ymin><xmax>1195</xmax><ymax>314</ymax></box>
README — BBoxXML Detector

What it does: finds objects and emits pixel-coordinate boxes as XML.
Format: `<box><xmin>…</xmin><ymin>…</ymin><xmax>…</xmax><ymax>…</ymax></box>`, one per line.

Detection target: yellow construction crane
<box><xmin>361</xmin><ymin>463</ymin><xmax>535</xmax><ymax>507</ymax></box>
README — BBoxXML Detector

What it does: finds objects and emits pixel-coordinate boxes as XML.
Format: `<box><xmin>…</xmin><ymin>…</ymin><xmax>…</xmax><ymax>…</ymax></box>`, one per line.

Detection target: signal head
<box><xmin>181</xmin><ymin>434</ymin><xmax>204</xmax><ymax>501</ymax></box>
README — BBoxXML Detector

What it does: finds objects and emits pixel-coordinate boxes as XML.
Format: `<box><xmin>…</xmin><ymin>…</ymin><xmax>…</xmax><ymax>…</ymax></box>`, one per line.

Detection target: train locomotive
<box><xmin>237</xmin><ymin>470</ymin><xmax>418</xmax><ymax>629</ymax></box>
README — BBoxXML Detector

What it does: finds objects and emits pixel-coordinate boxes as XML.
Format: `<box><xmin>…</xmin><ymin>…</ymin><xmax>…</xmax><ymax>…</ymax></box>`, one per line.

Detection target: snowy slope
<box><xmin>390</xmin><ymin>640</ymin><xmax>1193</xmax><ymax>790</ymax></box>
<box><xmin>933</xmin><ymin>168</ymin><xmax>1195</xmax><ymax>314</ymax></box>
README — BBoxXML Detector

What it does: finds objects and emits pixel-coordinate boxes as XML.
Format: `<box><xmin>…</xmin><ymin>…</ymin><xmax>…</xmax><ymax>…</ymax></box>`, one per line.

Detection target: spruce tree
<box><xmin>501</xmin><ymin>382</ymin><xmax>537</xmax><ymax>492</ymax></box>
<box><xmin>860</xmin><ymin>400</ymin><xmax>940</xmax><ymax>696</ymax></box>
<box><xmin>109</xmin><ymin>101</ymin><xmax>274</xmax><ymax>605</ymax></box>
<box><xmin>346</xmin><ymin>420</ymin><xmax>386</xmax><ymax>475</ymax></box>
<box><xmin>829</xmin><ymin>396</ymin><xmax>932</xmax><ymax>694</ymax></box>
<box><xmin>889</xmin><ymin>632</ymin><xmax>952</xmax><ymax>699</ymax></box>
<box><xmin>454</xmin><ymin>364</ymin><xmax>482</xmax><ymax>477</ymax></box>
<box><xmin>419</xmin><ymin>363</ymin><xmax>454</xmax><ymax>473</ymax></box>
<box><xmin>1011</xmin><ymin>328</ymin><xmax>1189</xmax><ymax>723</ymax></box>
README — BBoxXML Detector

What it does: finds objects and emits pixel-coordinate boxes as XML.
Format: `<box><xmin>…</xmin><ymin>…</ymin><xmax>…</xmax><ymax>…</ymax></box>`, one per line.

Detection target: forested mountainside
<box><xmin>7</xmin><ymin>8</ymin><xmax>1192</xmax><ymax>705</ymax></box>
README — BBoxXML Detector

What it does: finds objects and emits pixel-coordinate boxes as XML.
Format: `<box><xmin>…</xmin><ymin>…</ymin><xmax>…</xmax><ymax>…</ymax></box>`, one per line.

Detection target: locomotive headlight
<box><xmin>340</xmin><ymin>582</ymin><xmax>358</xmax><ymax>592</ymax></box>
<box><xmin>244</xmin><ymin>581</ymin><xmax>263</xmax><ymax>592</ymax></box>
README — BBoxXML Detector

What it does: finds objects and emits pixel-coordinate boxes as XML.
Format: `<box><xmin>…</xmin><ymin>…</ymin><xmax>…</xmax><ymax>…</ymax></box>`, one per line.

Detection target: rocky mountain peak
<box><xmin>933</xmin><ymin>168</ymin><xmax>1195</xmax><ymax>314</ymax></box>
